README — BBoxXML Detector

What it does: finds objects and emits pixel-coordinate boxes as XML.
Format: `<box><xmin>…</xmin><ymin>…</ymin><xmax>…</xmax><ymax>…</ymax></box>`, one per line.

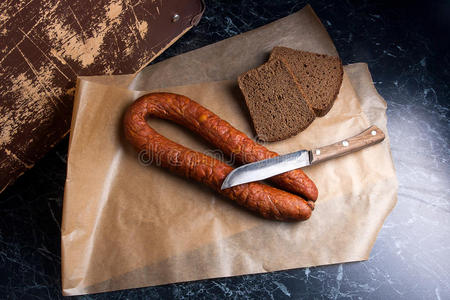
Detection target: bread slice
<box><xmin>270</xmin><ymin>47</ymin><xmax>343</xmax><ymax>117</ymax></box>
<box><xmin>237</xmin><ymin>58</ymin><xmax>315</xmax><ymax>142</ymax></box>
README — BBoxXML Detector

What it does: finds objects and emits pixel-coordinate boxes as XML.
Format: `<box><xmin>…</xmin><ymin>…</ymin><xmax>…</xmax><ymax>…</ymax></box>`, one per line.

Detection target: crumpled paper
<box><xmin>62</xmin><ymin>5</ymin><xmax>398</xmax><ymax>295</ymax></box>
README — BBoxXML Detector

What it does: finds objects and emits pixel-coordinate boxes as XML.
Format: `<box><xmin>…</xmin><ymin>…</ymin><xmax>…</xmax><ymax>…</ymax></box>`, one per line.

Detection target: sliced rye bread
<box><xmin>237</xmin><ymin>58</ymin><xmax>315</xmax><ymax>142</ymax></box>
<box><xmin>270</xmin><ymin>47</ymin><xmax>343</xmax><ymax>117</ymax></box>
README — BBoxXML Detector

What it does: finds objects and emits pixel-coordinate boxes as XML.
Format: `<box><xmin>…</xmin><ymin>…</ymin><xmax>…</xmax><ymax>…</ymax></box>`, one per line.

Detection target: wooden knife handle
<box><xmin>310</xmin><ymin>125</ymin><xmax>385</xmax><ymax>165</ymax></box>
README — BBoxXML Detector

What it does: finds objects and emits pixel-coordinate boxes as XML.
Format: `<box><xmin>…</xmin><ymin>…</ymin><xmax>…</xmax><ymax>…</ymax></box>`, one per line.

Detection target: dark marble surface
<box><xmin>1</xmin><ymin>0</ymin><xmax>449</xmax><ymax>299</ymax></box>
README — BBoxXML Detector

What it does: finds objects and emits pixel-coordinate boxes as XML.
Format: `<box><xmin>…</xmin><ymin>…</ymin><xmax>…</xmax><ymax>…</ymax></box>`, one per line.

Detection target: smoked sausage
<box><xmin>124</xmin><ymin>92</ymin><xmax>318</xmax><ymax>201</ymax></box>
<box><xmin>123</xmin><ymin>93</ymin><xmax>316</xmax><ymax>221</ymax></box>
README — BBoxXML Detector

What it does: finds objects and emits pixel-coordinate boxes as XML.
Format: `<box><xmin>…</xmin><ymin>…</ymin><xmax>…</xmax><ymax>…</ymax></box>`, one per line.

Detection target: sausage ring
<box><xmin>123</xmin><ymin>93</ymin><xmax>317</xmax><ymax>221</ymax></box>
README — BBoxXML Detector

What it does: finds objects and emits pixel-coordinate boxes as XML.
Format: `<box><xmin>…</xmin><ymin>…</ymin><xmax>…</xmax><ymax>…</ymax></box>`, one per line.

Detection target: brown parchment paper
<box><xmin>62</xmin><ymin>5</ymin><xmax>398</xmax><ymax>295</ymax></box>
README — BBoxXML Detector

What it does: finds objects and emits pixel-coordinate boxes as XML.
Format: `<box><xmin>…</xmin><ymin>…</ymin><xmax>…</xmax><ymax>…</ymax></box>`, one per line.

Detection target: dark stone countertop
<box><xmin>1</xmin><ymin>0</ymin><xmax>449</xmax><ymax>299</ymax></box>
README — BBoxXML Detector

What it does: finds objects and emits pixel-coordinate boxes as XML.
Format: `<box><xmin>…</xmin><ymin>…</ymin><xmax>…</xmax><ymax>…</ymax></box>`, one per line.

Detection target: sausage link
<box><xmin>123</xmin><ymin>93</ymin><xmax>314</xmax><ymax>221</ymax></box>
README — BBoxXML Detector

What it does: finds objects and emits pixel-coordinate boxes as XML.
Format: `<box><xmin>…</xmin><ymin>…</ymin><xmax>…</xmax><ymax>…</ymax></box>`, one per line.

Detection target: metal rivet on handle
<box><xmin>315</xmin><ymin>149</ymin><xmax>321</xmax><ymax>155</ymax></box>
<box><xmin>342</xmin><ymin>140</ymin><xmax>349</xmax><ymax>147</ymax></box>
<box><xmin>172</xmin><ymin>14</ymin><xmax>180</xmax><ymax>22</ymax></box>
<box><xmin>371</xmin><ymin>130</ymin><xmax>377</xmax><ymax>136</ymax></box>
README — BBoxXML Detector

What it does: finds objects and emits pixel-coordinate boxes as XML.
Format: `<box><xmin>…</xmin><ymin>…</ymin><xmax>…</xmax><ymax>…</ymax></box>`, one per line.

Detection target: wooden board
<box><xmin>0</xmin><ymin>0</ymin><xmax>205</xmax><ymax>192</ymax></box>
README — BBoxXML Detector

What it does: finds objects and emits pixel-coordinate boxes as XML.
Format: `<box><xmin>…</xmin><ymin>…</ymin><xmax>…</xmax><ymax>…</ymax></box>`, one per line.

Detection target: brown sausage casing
<box><xmin>123</xmin><ymin>93</ymin><xmax>317</xmax><ymax>221</ymax></box>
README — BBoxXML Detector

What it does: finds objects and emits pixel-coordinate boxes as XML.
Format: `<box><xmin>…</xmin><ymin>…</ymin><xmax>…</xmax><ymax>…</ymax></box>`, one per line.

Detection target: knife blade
<box><xmin>221</xmin><ymin>125</ymin><xmax>385</xmax><ymax>190</ymax></box>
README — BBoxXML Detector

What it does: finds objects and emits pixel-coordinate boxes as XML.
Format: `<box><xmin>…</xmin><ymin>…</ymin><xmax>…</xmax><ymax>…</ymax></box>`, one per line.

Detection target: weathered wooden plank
<box><xmin>0</xmin><ymin>0</ymin><xmax>205</xmax><ymax>192</ymax></box>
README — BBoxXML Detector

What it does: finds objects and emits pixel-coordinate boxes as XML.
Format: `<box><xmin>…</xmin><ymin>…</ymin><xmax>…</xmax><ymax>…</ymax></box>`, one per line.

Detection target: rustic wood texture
<box><xmin>0</xmin><ymin>0</ymin><xmax>205</xmax><ymax>192</ymax></box>
<box><xmin>310</xmin><ymin>125</ymin><xmax>385</xmax><ymax>164</ymax></box>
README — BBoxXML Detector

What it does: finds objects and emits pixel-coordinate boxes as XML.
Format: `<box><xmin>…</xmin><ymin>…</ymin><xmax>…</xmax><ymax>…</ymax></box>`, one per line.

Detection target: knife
<box><xmin>221</xmin><ymin>125</ymin><xmax>385</xmax><ymax>190</ymax></box>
